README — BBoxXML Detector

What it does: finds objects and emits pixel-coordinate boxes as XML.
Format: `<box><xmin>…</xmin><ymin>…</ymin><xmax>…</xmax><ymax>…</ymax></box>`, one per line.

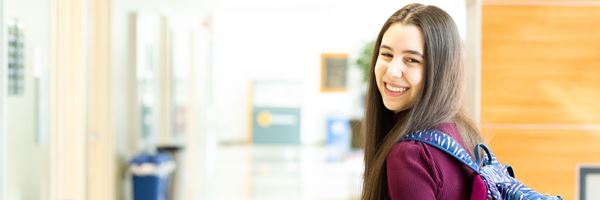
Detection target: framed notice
<box><xmin>578</xmin><ymin>165</ymin><xmax>600</xmax><ymax>200</ymax></box>
<box><xmin>320</xmin><ymin>53</ymin><xmax>348</xmax><ymax>92</ymax></box>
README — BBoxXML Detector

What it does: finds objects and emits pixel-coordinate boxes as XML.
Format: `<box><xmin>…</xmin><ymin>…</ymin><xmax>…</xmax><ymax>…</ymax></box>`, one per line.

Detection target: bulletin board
<box><xmin>579</xmin><ymin>165</ymin><xmax>600</xmax><ymax>200</ymax></box>
<box><xmin>251</xmin><ymin>80</ymin><xmax>302</xmax><ymax>144</ymax></box>
<box><xmin>320</xmin><ymin>53</ymin><xmax>348</xmax><ymax>92</ymax></box>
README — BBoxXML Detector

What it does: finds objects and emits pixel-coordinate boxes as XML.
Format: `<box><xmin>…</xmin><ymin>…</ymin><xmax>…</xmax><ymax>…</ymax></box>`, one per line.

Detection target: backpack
<box><xmin>401</xmin><ymin>129</ymin><xmax>562</xmax><ymax>200</ymax></box>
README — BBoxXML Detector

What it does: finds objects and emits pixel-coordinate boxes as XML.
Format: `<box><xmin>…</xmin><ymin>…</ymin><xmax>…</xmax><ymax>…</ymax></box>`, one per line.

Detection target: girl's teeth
<box><xmin>386</xmin><ymin>84</ymin><xmax>407</xmax><ymax>92</ymax></box>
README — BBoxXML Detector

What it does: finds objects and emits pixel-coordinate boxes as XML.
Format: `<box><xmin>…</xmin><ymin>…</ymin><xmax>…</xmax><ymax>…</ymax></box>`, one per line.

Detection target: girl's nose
<box><xmin>386</xmin><ymin>59</ymin><xmax>405</xmax><ymax>78</ymax></box>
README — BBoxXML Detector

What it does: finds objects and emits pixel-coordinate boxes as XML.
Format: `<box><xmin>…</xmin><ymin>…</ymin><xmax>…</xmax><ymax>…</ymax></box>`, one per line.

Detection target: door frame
<box><xmin>465</xmin><ymin>0</ymin><xmax>482</xmax><ymax>124</ymax></box>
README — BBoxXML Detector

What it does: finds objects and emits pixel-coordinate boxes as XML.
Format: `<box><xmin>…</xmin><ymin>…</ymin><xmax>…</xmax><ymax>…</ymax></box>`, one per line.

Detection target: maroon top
<box><xmin>386</xmin><ymin>122</ymin><xmax>478</xmax><ymax>199</ymax></box>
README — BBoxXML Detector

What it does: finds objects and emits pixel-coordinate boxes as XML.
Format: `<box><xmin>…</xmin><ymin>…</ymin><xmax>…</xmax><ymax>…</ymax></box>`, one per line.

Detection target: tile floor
<box><xmin>203</xmin><ymin>144</ymin><xmax>364</xmax><ymax>200</ymax></box>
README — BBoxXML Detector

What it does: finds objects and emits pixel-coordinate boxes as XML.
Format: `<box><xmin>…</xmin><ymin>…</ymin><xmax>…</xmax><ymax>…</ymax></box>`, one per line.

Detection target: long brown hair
<box><xmin>361</xmin><ymin>3</ymin><xmax>483</xmax><ymax>199</ymax></box>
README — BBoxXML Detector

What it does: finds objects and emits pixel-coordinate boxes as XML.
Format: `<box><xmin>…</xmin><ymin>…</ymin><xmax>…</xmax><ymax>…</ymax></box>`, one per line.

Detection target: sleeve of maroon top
<box><xmin>386</xmin><ymin>141</ymin><xmax>440</xmax><ymax>200</ymax></box>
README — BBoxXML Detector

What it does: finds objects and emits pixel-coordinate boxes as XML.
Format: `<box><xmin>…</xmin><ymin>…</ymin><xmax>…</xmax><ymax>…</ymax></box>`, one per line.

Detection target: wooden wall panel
<box><xmin>482</xmin><ymin>3</ymin><xmax>600</xmax><ymax>200</ymax></box>
<box><xmin>482</xmin><ymin>128</ymin><xmax>600</xmax><ymax>200</ymax></box>
<box><xmin>482</xmin><ymin>5</ymin><xmax>600</xmax><ymax>124</ymax></box>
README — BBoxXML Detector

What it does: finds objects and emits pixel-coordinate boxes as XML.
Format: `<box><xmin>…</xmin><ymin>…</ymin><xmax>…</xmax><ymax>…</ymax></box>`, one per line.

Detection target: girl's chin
<box><xmin>383</xmin><ymin>100</ymin><xmax>413</xmax><ymax>113</ymax></box>
<box><xmin>383</xmin><ymin>104</ymin><xmax>406</xmax><ymax>113</ymax></box>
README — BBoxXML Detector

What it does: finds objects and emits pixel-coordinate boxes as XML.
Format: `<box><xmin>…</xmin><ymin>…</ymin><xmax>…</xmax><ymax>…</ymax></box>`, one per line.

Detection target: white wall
<box><xmin>212</xmin><ymin>0</ymin><xmax>468</xmax><ymax>144</ymax></box>
<box><xmin>3</xmin><ymin>0</ymin><xmax>50</xmax><ymax>198</ymax></box>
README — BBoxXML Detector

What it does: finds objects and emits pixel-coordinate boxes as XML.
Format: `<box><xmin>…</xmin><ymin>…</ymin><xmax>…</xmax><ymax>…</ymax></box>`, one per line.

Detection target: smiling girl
<box><xmin>361</xmin><ymin>3</ymin><xmax>485</xmax><ymax>200</ymax></box>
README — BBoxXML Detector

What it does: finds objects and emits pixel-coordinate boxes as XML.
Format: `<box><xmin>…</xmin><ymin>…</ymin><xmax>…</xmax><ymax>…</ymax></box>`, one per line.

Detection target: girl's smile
<box><xmin>383</xmin><ymin>82</ymin><xmax>409</xmax><ymax>97</ymax></box>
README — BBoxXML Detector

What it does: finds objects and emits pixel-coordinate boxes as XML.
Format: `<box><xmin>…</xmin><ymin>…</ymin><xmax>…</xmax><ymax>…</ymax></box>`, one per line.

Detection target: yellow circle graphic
<box><xmin>257</xmin><ymin>111</ymin><xmax>272</xmax><ymax>128</ymax></box>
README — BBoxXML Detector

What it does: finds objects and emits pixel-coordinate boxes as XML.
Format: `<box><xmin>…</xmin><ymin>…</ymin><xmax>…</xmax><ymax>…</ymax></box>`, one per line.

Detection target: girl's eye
<box><xmin>405</xmin><ymin>57</ymin><xmax>421</xmax><ymax>64</ymax></box>
<box><xmin>380</xmin><ymin>52</ymin><xmax>393</xmax><ymax>58</ymax></box>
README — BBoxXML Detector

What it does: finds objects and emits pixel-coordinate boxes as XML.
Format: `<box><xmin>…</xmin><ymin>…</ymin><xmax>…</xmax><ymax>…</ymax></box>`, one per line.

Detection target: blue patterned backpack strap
<box><xmin>401</xmin><ymin>129</ymin><xmax>480</xmax><ymax>172</ymax></box>
<box><xmin>402</xmin><ymin>129</ymin><xmax>563</xmax><ymax>200</ymax></box>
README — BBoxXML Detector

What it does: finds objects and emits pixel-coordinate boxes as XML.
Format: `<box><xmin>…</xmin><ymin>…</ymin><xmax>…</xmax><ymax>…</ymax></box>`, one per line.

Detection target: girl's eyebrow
<box><xmin>403</xmin><ymin>50</ymin><xmax>423</xmax><ymax>57</ymax></box>
<box><xmin>380</xmin><ymin>45</ymin><xmax>393</xmax><ymax>51</ymax></box>
<box><xmin>380</xmin><ymin>44</ymin><xmax>423</xmax><ymax>57</ymax></box>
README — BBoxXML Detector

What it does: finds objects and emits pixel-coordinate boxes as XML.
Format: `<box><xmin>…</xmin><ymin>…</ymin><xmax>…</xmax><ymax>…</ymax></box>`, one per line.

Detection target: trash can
<box><xmin>130</xmin><ymin>153</ymin><xmax>176</xmax><ymax>200</ymax></box>
<box><xmin>157</xmin><ymin>145</ymin><xmax>183</xmax><ymax>200</ymax></box>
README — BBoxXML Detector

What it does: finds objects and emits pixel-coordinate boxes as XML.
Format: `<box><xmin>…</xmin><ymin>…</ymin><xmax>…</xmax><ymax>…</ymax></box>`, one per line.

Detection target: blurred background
<box><xmin>1</xmin><ymin>0</ymin><xmax>600</xmax><ymax>199</ymax></box>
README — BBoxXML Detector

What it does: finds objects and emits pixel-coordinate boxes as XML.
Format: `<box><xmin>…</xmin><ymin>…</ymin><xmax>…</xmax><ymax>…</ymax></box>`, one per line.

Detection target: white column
<box><xmin>464</xmin><ymin>0</ymin><xmax>482</xmax><ymax>125</ymax></box>
<box><xmin>49</xmin><ymin>0</ymin><xmax>88</xmax><ymax>198</ymax></box>
<box><xmin>86</xmin><ymin>0</ymin><xmax>115</xmax><ymax>199</ymax></box>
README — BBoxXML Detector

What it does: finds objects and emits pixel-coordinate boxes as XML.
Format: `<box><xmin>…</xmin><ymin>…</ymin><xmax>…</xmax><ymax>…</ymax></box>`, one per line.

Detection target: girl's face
<box><xmin>374</xmin><ymin>23</ymin><xmax>425</xmax><ymax>113</ymax></box>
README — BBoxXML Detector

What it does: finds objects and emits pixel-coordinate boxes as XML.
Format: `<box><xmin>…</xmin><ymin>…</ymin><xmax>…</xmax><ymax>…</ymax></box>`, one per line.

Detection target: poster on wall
<box><xmin>320</xmin><ymin>53</ymin><xmax>348</xmax><ymax>92</ymax></box>
<box><xmin>6</xmin><ymin>18</ymin><xmax>25</xmax><ymax>96</ymax></box>
<box><xmin>252</xmin><ymin>80</ymin><xmax>302</xmax><ymax>144</ymax></box>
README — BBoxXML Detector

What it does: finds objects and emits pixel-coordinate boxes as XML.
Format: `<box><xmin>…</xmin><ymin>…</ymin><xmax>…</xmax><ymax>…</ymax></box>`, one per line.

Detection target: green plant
<box><xmin>356</xmin><ymin>40</ymin><xmax>375</xmax><ymax>83</ymax></box>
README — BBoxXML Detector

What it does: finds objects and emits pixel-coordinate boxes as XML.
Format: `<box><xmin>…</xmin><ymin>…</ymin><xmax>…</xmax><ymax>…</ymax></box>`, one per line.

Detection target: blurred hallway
<box><xmin>1</xmin><ymin>0</ymin><xmax>600</xmax><ymax>200</ymax></box>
